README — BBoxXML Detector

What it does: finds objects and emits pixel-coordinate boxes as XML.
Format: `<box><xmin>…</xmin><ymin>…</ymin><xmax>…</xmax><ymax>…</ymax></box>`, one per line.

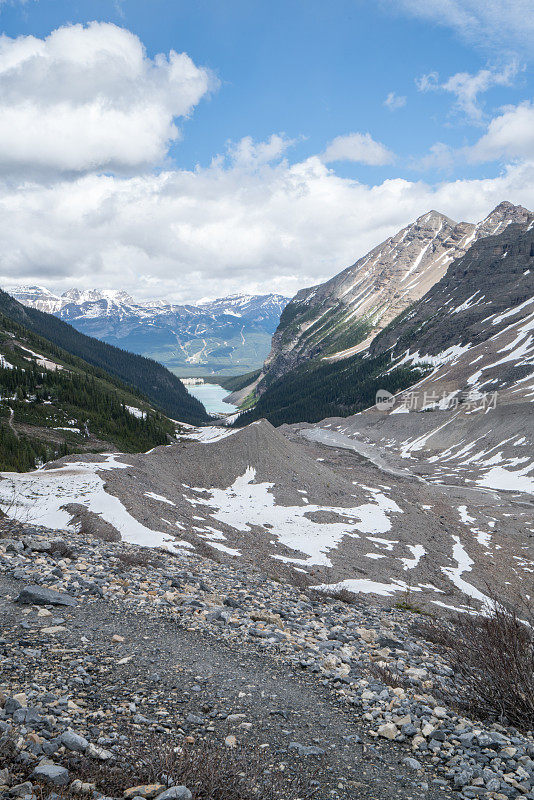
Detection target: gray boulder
<box><xmin>289</xmin><ymin>742</ymin><xmax>325</xmax><ymax>757</ymax></box>
<box><xmin>155</xmin><ymin>788</ymin><xmax>192</xmax><ymax>800</ymax></box>
<box><xmin>60</xmin><ymin>730</ymin><xmax>88</xmax><ymax>753</ymax></box>
<box><xmin>31</xmin><ymin>764</ymin><xmax>69</xmax><ymax>786</ymax></box>
<box><xmin>15</xmin><ymin>585</ymin><xmax>77</xmax><ymax>607</ymax></box>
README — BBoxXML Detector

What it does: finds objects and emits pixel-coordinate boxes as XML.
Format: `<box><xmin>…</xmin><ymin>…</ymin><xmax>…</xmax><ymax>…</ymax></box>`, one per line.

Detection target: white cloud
<box><xmin>322</xmin><ymin>133</ymin><xmax>395</xmax><ymax>165</ymax></box>
<box><xmin>415</xmin><ymin>100</ymin><xmax>534</xmax><ymax>169</ymax></box>
<box><xmin>0</xmin><ymin>142</ymin><xmax>533</xmax><ymax>303</ymax></box>
<box><xmin>0</xmin><ymin>24</ymin><xmax>530</xmax><ymax>304</ymax></box>
<box><xmin>383</xmin><ymin>92</ymin><xmax>407</xmax><ymax>111</ymax></box>
<box><xmin>468</xmin><ymin>101</ymin><xmax>534</xmax><ymax>162</ymax></box>
<box><xmin>225</xmin><ymin>134</ymin><xmax>296</xmax><ymax>168</ymax></box>
<box><xmin>416</xmin><ymin>63</ymin><xmax>519</xmax><ymax>121</ymax></box>
<box><xmin>415</xmin><ymin>72</ymin><xmax>439</xmax><ymax>93</ymax></box>
<box><xmin>0</xmin><ymin>22</ymin><xmax>214</xmax><ymax>173</ymax></box>
<box><xmin>414</xmin><ymin>142</ymin><xmax>456</xmax><ymax>172</ymax></box>
<box><xmin>390</xmin><ymin>0</ymin><xmax>534</xmax><ymax>56</ymax></box>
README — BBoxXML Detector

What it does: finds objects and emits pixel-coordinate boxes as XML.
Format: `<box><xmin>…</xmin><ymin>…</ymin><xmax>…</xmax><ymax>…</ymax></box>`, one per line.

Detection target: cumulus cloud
<box><xmin>413</xmin><ymin>142</ymin><xmax>456</xmax><ymax>172</ymax></box>
<box><xmin>1</xmin><ymin>144</ymin><xmax>533</xmax><ymax>302</ymax></box>
<box><xmin>383</xmin><ymin>92</ymin><xmax>406</xmax><ymax>111</ymax></box>
<box><xmin>224</xmin><ymin>134</ymin><xmax>296</xmax><ymax>168</ymax></box>
<box><xmin>468</xmin><ymin>101</ymin><xmax>534</xmax><ymax>162</ymax></box>
<box><xmin>389</xmin><ymin>0</ymin><xmax>534</xmax><ymax>56</ymax></box>
<box><xmin>322</xmin><ymin>133</ymin><xmax>395</xmax><ymax>165</ymax></box>
<box><xmin>416</xmin><ymin>63</ymin><xmax>519</xmax><ymax>121</ymax></box>
<box><xmin>0</xmin><ymin>22</ymin><xmax>214</xmax><ymax>173</ymax></box>
<box><xmin>0</xmin><ymin>23</ymin><xmax>531</xmax><ymax>304</ymax></box>
<box><xmin>414</xmin><ymin>100</ymin><xmax>534</xmax><ymax>170</ymax></box>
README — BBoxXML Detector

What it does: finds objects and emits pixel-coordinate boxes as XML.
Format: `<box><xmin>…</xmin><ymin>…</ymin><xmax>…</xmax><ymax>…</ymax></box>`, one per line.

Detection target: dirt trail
<box><xmin>302</xmin><ymin>426</ymin><xmax>511</xmax><ymax>505</ymax></box>
<box><xmin>0</xmin><ymin>572</ymin><xmax>455</xmax><ymax>800</ymax></box>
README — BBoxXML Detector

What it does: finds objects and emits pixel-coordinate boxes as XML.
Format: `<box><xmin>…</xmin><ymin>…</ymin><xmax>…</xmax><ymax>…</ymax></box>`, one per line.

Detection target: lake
<box><xmin>186</xmin><ymin>382</ymin><xmax>236</xmax><ymax>415</ymax></box>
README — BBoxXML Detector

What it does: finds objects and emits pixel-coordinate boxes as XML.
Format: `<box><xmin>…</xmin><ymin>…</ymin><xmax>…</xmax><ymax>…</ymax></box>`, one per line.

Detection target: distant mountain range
<box><xmin>0</xmin><ymin>289</ymin><xmax>211</xmax><ymax>470</ymax></box>
<box><xmin>8</xmin><ymin>288</ymin><xmax>289</xmax><ymax>377</ymax></box>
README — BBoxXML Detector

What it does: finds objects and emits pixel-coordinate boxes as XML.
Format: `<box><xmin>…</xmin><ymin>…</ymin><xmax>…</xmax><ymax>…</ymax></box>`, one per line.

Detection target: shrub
<box><xmin>416</xmin><ymin>598</ymin><xmax>534</xmax><ymax>731</ymax></box>
<box><xmin>306</xmin><ymin>587</ymin><xmax>359</xmax><ymax>605</ymax></box>
<box><xmin>71</xmin><ymin>737</ymin><xmax>320</xmax><ymax>800</ymax></box>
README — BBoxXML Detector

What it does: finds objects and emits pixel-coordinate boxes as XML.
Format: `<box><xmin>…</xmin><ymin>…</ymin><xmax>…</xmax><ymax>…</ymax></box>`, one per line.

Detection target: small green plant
<box><xmin>394</xmin><ymin>579</ymin><xmax>428</xmax><ymax>614</ymax></box>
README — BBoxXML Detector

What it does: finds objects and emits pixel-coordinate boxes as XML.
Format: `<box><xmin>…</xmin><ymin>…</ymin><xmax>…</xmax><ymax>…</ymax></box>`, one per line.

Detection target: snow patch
<box><xmin>185</xmin><ymin>467</ymin><xmax>402</xmax><ymax>568</ymax></box>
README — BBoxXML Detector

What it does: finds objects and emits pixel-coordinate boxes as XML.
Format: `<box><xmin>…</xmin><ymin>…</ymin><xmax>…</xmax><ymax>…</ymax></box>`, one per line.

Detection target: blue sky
<box><xmin>0</xmin><ymin>0</ymin><xmax>533</xmax><ymax>301</ymax></box>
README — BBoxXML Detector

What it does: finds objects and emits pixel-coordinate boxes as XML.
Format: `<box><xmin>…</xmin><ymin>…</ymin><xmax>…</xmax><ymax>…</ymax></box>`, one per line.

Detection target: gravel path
<box><xmin>1</xmin><ymin>525</ymin><xmax>533</xmax><ymax>800</ymax></box>
<box><xmin>0</xmin><ymin>572</ymin><xmax>456</xmax><ymax>800</ymax></box>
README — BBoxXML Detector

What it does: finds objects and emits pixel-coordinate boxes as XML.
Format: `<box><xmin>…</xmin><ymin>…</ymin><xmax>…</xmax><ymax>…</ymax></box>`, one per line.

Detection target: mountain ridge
<box><xmin>0</xmin><ymin>289</ymin><xmax>210</xmax><ymax>426</ymax></box>
<box><xmin>237</xmin><ymin>205</ymin><xmax>534</xmax><ymax>427</ymax></box>
<box><xmin>255</xmin><ymin>201</ymin><xmax>531</xmax><ymax>395</ymax></box>
<box><xmin>8</xmin><ymin>288</ymin><xmax>289</xmax><ymax>377</ymax></box>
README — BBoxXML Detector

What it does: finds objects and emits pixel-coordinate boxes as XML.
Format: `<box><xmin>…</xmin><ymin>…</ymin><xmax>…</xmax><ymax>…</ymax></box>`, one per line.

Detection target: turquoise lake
<box><xmin>186</xmin><ymin>382</ymin><xmax>236</xmax><ymax>415</ymax></box>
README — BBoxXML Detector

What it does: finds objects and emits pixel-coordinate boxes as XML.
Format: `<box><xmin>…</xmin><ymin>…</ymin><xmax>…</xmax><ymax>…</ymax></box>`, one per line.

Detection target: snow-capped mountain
<box><xmin>257</xmin><ymin>201</ymin><xmax>531</xmax><ymax>392</ymax></box>
<box><xmin>7</xmin><ymin>288</ymin><xmax>289</xmax><ymax>376</ymax></box>
<box><xmin>367</xmin><ymin>208</ymin><xmax>534</xmax><ymax>406</ymax></box>
<box><xmin>239</xmin><ymin>203</ymin><xmax>534</xmax><ymax>435</ymax></box>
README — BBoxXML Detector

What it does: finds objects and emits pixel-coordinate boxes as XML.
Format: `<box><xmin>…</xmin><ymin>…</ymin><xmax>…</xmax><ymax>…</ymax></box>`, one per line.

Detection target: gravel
<box><xmin>1</xmin><ymin>520</ymin><xmax>533</xmax><ymax>800</ymax></box>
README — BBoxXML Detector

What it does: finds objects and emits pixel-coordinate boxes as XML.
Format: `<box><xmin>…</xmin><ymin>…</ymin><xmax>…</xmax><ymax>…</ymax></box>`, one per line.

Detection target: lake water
<box><xmin>186</xmin><ymin>382</ymin><xmax>236</xmax><ymax>415</ymax></box>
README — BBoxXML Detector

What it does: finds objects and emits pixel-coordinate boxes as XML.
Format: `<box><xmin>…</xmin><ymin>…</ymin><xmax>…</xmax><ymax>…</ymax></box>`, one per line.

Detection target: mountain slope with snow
<box><xmin>238</xmin><ymin>204</ymin><xmax>534</xmax><ymax>428</ymax></box>
<box><xmin>255</xmin><ymin>202</ymin><xmax>531</xmax><ymax>394</ymax></box>
<box><xmin>7</xmin><ymin>289</ymin><xmax>289</xmax><ymax>377</ymax></box>
<box><xmin>2</xmin><ymin>414</ymin><xmax>531</xmax><ymax>613</ymax></box>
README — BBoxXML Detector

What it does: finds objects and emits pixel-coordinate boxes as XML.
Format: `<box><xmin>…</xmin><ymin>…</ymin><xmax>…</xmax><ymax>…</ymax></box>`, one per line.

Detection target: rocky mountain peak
<box><xmin>475</xmin><ymin>201</ymin><xmax>533</xmax><ymax>237</ymax></box>
<box><xmin>62</xmin><ymin>288</ymin><xmax>136</xmax><ymax>305</ymax></box>
<box><xmin>7</xmin><ymin>285</ymin><xmax>59</xmax><ymax>300</ymax></box>
<box><xmin>412</xmin><ymin>209</ymin><xmax>456</xmax><ymax>230</ymax></box>
<box><xmin>255</xmin><ymin>200</ymin><xmax>534</xmax><ymax>395</ymax></box>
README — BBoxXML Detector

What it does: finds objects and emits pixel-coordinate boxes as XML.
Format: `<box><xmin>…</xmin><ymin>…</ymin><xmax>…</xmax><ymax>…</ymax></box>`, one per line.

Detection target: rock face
<box><xmin>370</xmin><ymin>214</ymin><xmax>534</xmax><ymax>351</ymax></box>
<box><xmin>367</xmin><ymin>214</ymin><xmax>534</xmax><ymax>403</ymax></box>
<box><xmin>291</xmin><ymin>217</ymin><xmax>534</xmax><ymax>502</ymax></box>
<box><xmin>256</xmin><ymin>202</ymin><xmax>531</xmax><ymax>393</ymax></box>
<box><xmin>296</xmin><ymin>216</ymin><xmax>534</xmax><ymax>497</ymax></box>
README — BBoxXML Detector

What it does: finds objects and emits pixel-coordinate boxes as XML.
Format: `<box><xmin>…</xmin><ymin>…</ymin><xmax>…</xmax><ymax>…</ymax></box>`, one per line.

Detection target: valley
<box><xmin>1</xmin><ymin>202</ymin><xmax>532</xmax><ymax>611</ymax></box>
<box><xmin>1</xmin><ymin>201</ymin><xmax>533</xmax><ymax>800</ymax></box>
<box><xmin>2</xmin><ymin>7</ymin><xmax>534</xmax><ymax>800</ymax></box>
<box><xmin>9</xmin><ymin>289</ymin><xmax>289</xmax><ymax>378</ymax></box>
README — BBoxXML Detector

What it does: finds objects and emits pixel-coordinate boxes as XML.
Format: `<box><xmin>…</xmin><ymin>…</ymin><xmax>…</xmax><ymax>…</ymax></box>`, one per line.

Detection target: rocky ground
<box><xmin>1</xmin><ymin>523</ymin><xmax>533</xmax><ymax>800</ymax></box>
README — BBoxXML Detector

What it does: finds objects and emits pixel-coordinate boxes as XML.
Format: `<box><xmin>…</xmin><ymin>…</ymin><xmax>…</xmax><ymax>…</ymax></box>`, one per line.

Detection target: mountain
<box><xmin>0</xmin><ymin>290</ymin><xmax>210</xmax><ymax>427</ymax></box>
<box><xmin>0</xmin><ymin>308</ymin><xmax>183</xmax><ymax>471</ymax></box>
<box><xmin>9</xmin><ymin>288</ymin><xmax>289</xmax><ymax>377</ymax></box>
<box><xmin>238</xmin><ymin>204</ymin><xmax>534</xmax><ymax>427</ymax></box>
<box><xmin>2</xmin><ymin>213</ymin><xmax>533</xmax><ymax>612</ymax></box>
<box><xmin>253</xmin><ymin>202</ymin><xmax>531</xmax><ymax>397</ymax></box>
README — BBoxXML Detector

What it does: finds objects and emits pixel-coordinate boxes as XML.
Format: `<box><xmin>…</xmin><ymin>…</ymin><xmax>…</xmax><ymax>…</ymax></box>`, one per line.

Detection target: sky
<box><xmin>0</xmin><ymin>0</ymin><xmax>533</xmax><ymax>303</ymax></box>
